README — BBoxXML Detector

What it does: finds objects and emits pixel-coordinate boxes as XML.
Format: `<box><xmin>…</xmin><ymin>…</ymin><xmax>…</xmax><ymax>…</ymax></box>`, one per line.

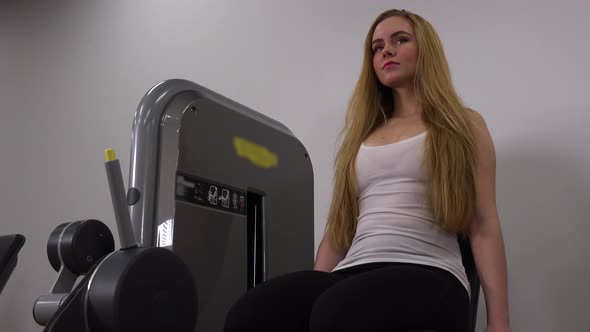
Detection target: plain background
<box><xmin>1</xmin><ymin>0</ymin><xmax>589</xmax><ymax>331</ymax></box>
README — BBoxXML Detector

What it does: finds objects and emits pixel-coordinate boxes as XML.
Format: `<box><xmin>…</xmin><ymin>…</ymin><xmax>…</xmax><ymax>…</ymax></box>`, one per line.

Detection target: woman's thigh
<box><xmin>224</xmin><ymin>270</ymin><xmax>344</xmax><ymax>332</ymax></box>
<box><xmin>309</xmin><ymin>264</ymin><xmax>470</xmax><ymax>332</ymax></box>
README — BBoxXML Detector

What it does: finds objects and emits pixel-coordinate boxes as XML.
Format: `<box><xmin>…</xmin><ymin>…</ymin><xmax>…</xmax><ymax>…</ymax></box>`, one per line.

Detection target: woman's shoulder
<box><xmin>464</xmin><ymin>108</ymin><xmax>495</xmax><ymax>155</ymax></box>
<box><xmin>465</xmin><ymin>108</ymin><xmax>485</xmax><ymax>126</ymax></box>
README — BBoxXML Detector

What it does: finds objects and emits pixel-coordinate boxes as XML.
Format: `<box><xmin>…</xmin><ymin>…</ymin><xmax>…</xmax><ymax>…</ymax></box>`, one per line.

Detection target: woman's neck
<box><xmin>392</xmin><ymin>87</ymin><xmax>422</xmax><ymax>119</ymax></box>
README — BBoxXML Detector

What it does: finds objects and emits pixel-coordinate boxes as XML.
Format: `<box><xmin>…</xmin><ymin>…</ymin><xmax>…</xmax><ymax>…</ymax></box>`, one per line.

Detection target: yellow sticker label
<box><xmin>233</xmin><ymin>136</ymin><xmax>278</xmax><ymax>169</ymax></box>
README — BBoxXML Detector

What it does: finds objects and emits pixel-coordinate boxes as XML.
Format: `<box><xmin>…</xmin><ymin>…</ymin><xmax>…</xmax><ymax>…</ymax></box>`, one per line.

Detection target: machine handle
<box><xmin>104</xmin><ymin>149</ymin><xmax>137</xmax><ymax>250</ymax></box>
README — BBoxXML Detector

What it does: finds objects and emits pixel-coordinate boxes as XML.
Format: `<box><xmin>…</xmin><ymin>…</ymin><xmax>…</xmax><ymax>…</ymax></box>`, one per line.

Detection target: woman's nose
<box><xmin>382</xmin><ymin>43</ymin><xmax>395</xmax><ymax>57</ymax></box>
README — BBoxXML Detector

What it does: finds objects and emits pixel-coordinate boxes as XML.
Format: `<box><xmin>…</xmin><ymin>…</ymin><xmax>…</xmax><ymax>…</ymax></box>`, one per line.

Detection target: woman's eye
<box><xmin>373</xmin><ymin>46</ymin><xmax>384</xmax><ymax>53</ymax></box>
<box><xmin>395</xmin><ymin>38</ymin><xmax>409</xmax><ymax>45</ymax></box>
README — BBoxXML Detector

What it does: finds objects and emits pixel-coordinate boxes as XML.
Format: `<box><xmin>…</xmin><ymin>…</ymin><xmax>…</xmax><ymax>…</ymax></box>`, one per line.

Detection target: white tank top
<box><xmin>332</xmin><ymin>131</ymin><xmax>470</xmax><ymax>294</ymax></box>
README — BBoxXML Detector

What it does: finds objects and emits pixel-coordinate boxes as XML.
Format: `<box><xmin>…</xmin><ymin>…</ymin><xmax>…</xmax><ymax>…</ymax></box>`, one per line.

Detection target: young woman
<box><xmin>225</xmin><ymin>9</ymin><xmax>510</xmax><ymax>332</ymax></box>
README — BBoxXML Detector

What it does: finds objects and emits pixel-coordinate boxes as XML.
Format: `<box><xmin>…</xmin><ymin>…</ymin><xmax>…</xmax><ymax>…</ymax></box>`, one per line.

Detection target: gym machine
<box><xmin>33</xmin><ymin>79</ymin><xmax>315</xmax><ymax>331</ymax></box>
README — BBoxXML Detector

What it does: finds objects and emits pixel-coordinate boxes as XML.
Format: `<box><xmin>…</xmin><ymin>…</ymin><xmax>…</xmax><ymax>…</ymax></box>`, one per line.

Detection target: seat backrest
<box><xmin>0</xmin><ymin>234</ymin><xmax>26</xmax><ymax>295</ymax></box>
<box><xmin>458</xmin><ymin>235</ymin><xmax>480</xmax><ymax>332</ymax></box>
<box><xmin>409</xmin><ymin>238</ymin><xmax>480</xmax><ymax>332</ymax></box>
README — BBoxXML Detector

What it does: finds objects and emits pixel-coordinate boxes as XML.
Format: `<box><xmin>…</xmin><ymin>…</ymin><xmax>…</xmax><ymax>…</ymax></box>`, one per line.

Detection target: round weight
<box><xmin>58</xmin><ymin>219</ymin><xmax>115</xmax><ymax>275</ymax></box>
<box><xmin>47</xmin><ymin>222</ymin><xmax>72</xmax><ymax>272</ymax></box>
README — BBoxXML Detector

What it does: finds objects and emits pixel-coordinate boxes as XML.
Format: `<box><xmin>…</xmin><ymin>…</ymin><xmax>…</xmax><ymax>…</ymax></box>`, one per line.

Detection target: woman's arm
<box><xmin>468</xmin><ymin>111</ymin><xmax>511</xmax><ymax>331</ymax></box>
<box><xmin>314</xmin><ymin>232</ymin><xmax>349</xmax><ymax>272</ymax></box>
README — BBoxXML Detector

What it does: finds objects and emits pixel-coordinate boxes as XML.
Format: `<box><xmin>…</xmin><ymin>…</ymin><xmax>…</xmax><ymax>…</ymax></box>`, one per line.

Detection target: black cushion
<box><xmin>0</xmin><ymin>234</ymin><xmax>26</xmax><ymax>295</ymax></box>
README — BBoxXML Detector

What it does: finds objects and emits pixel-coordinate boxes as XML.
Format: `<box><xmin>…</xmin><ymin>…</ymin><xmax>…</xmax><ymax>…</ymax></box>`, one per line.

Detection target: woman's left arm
<box><xmin>468</xmin><ymin>111</ymin><xmax>510</xmax><ymax>332</ymax></box>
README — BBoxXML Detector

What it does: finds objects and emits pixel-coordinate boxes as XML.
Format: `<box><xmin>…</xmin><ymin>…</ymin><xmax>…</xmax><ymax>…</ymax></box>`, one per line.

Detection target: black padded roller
<box><xmin>86</xmin><ymin>247</ymin><xmax>198</xmax><ymax>332</ymax></box>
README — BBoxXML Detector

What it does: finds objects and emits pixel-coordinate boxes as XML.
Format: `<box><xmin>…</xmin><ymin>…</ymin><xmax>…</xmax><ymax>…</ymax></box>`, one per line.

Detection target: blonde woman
<box><xmin>225</xmin><ymin>9</ymin><xmax>510</xmax><ymax>332</ymax></box>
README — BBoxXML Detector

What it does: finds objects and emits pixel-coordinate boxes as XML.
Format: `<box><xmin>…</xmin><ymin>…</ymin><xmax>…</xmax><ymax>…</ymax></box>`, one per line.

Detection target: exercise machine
<box><xmin>33</xmin><ymin>79</ymin><xmax>314</xmax><ymax>331</ymax></box>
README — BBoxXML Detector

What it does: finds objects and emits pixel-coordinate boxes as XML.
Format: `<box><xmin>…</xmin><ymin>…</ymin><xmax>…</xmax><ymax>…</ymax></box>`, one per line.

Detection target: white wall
<box><xmin>1</xmin><ymin>1</ymin><xmax>589</xmax><ymax>331</ymax></box>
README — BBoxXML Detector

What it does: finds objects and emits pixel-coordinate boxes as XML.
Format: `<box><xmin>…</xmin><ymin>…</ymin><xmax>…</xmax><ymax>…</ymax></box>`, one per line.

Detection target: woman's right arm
<box><xmin>313</xmin><ymin>232</ymin><xmax>349</xmax><ymax>272</ymax></box>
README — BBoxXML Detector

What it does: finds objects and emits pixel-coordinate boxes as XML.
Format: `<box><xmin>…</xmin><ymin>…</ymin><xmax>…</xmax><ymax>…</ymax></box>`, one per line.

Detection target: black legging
<box><xmin>224</xmin><ymin>262</ymin><xmax>469</xmax><ymax>332</ymax></box>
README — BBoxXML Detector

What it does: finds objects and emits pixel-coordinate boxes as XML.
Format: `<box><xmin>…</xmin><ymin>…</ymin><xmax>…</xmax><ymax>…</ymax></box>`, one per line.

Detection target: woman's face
<box><xmin>371</xmin><ymin>16</ymin><xmax>418</xmax><ymax>89</ymax></box>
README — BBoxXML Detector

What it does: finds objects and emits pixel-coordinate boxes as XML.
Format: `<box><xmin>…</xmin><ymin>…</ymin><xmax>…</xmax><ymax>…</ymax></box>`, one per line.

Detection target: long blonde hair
<box><xmin>326</xmin><ymin>9</ymin><xmax>478</xmax><ymax>249</ymax></box>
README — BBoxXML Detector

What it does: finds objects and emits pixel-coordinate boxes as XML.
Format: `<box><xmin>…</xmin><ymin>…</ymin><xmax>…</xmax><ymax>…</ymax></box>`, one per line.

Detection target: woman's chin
<box><xmin>380</xmin><ymin>79</ymin><xmax>413</xmax><ymax>90</ymax></box>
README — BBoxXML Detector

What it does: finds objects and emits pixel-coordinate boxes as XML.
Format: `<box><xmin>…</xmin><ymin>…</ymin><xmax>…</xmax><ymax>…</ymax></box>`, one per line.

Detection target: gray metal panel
<box><xmin>155</xmin><ymin>92</ymin><xmax>251</xmax><ymax>331</ymax></box>
<box><xmin>128</xmin><ymin>79</ymin><xmax>293</xmax><ymax>246</ymax></box>
<box><xmin>176</xmin><ymin>96</ymin><xmax>314</xmax><ymax>273</ymax></box>
<box><xmin>129</xmin><ymin>80</ymin><xmax>314</xmax><ymax>332</ymax></box>
<box><xmin>173</xmin><ymin>202</ymin><xmax>246</xmax><ymax>332</ymax></box>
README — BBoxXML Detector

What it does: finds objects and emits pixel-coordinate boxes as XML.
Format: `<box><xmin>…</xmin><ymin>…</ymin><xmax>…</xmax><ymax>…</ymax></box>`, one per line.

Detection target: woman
<box><xmin>225</xmin><ymin>9</ymin><xmax>510</xmax><ymax>332</ymax></box>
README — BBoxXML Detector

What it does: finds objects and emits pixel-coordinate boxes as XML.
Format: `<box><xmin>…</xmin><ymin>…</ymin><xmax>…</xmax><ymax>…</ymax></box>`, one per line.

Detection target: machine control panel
<box><xmin>175</xmin><ymin>173</ymin><xmax>247</xmax><ymax>215</ymax></box>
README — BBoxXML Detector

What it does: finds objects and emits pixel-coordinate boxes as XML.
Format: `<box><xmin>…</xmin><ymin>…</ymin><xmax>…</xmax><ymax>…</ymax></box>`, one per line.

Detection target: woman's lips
<box><xmin>383</xmin><ymin>61</ymin><xmax>399</xmax><ymax>69</ymax></box>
